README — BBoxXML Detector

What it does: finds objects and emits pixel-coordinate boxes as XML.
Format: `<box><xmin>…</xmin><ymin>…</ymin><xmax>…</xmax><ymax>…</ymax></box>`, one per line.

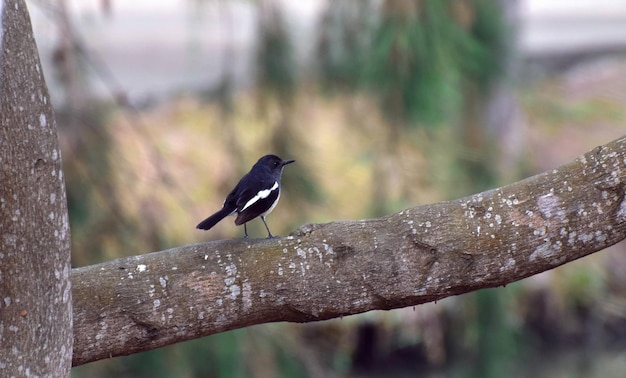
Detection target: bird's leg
<box><xmin>261</xmin><ymin>216</ymin><xmax>274</xmax><ymax>238</ymax></box>
<box><xmin>244</xmin><ymin>223</ymin><xmax>248</xmax><ymax>238</ymax></box>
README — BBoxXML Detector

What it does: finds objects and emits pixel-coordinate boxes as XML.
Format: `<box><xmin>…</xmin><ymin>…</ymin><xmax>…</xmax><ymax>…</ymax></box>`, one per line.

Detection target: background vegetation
<box><xmin>27</xmin><ymin>0</ymin><xmax>626</xmax><ymax>376</ymax></box>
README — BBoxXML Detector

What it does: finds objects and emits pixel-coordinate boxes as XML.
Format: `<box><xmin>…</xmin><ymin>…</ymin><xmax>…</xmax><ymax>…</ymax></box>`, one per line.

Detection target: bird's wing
<box><xmin>234</xmin><ymin>182</ymin><xmax>280</xmax><ymax>226</ymax></box>
<box><xmin>222</xmin><ymin>180</ymin><xmax>242</xmax><ymax>208</ymax></box>
<box><xmin>235</xmin><ymin>177</ymin><xmax>278</xmax><ymax>213</ymax></box>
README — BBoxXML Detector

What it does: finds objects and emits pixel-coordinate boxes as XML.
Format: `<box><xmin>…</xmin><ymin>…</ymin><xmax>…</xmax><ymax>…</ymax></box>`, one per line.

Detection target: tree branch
<box><xmin>73</xmin><ymin>136</ymin><xmax>626</xmax><ymax>366</ymax></box>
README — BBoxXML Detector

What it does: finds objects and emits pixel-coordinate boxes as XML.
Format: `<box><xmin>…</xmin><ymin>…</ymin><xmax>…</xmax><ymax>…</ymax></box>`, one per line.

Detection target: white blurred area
<box><xmin>26</xmin><ymin>0</ymin><xmax>626</xmax><ymax>104</ymax></box>
<box><xmin>521</xmin><ymin>0</ymin><xmax>626</xmax><ymax>56</ymax></box>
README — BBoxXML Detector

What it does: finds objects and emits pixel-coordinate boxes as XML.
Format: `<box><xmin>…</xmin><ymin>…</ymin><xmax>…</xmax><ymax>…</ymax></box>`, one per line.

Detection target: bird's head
<box><xmin>257</xmin><ymin>154</ymin><xmax>295</xmax><ymax>173</ymax></box>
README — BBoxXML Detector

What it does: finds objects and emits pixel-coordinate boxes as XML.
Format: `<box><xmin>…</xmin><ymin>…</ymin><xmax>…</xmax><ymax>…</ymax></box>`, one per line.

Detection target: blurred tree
<box><xmin>256</xmin><ymin>0</ymin><xmax>296</xmax><ymax>159</ymax></box>
<box><xmin>316</xmin><ymin>0</ymin><xmax>508</xmax><ymax>216</ymax></box>
<box><xmin>34</xmin><ymin>0</ymin><xmax>184</xmax><ymax>266</ymax></box>
<box><xmin>206</xmin><ymin>0</ymin><xmax>245</xmax><ymax>176</ymax></box>
<box><xmin>40</xmin><ymin>0</ymin><xmax>140</xmax><ymax>265</ymax></box>
<box><xmin>50</xmin><ymin>0</ymin><xmax>88</xmax><ymax>124</ymax></box>
<box><xmin>315</xmin><ymin>3</ymin><xmax>521</xmax><ymax>376</ymax></box>
<box><xmin>454</xmin><ymin>0</ymin><xmax>509</xmax><ymax>196</ymax></box>
<box><xmin>257</xmin><ymin>0</ymin><xmax>296</xmax><ymax>104</ymax></box>
<box><xmin>317</xmin><ymin>0</ymin><xmax>376</xmax><ymax>92</ymax></box>
<box><xmin>318</xmin><ymin>0</ymin><xmax>506</xmax><ymax>129</ymax></box>
<box><xmin>256</xmin><ymin>0</ymin><xmax>321</xmax><ymax>219</ymax></box>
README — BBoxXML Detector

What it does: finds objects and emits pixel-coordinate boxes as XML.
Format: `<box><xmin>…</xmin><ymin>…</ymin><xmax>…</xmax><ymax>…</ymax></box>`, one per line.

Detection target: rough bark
<box><xmin>0</xmin><ymin>0</ymin><xmax>73</xmax><ymax>376</ymax></box>
<box><xmin>73</xmin><ymin>135</ymin><xmax>626</xmax><ymax>366</ymax></box>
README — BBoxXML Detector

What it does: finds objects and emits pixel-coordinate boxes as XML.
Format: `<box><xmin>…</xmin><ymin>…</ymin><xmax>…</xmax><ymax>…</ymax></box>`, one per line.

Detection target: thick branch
<box><xmin>73</xmin><ymin>136</ymin><xmax>626</xmax><ymax>366</ymax></box>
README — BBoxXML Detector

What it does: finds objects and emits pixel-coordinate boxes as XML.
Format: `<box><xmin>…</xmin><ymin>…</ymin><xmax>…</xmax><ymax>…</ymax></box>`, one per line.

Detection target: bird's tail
<box><xmin>196</xmin><ymin>206</ymin><xmax>235</xmax><ymax>230</ymax></box>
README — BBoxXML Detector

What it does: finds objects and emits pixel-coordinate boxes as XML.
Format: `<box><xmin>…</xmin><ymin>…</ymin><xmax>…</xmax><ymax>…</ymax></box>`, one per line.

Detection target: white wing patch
<box><xmin>242</xmin><ymin>181</ymin><xmax>279</xmax><ymax>211</ymax></box>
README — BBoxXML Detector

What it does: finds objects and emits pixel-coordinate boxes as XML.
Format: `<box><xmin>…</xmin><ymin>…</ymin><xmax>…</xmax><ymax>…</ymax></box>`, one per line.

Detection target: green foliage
<box><xmin>464</xmin><ymin>0</ymin><xmax>508</xmax><ymax>89</ymax></box>
<box><xmin>366</xmin><ymin>0</ymin><xmax>459</xmax><ymax>126</ymax></box>
<box><xmin>317</xmin><ymin>0</ymin><xmax>507</xmax><ymax>127</ymax></box>
<box><xmin>316</xmin><ymin>1</ymin><xmax>376</xmax><ymax>91</ymax></box>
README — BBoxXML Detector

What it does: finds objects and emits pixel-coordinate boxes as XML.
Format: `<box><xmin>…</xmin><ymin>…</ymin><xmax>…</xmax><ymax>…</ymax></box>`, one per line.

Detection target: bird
<box><xmin>196</xmin><ymin>154</ymin><xmax>295</xmax><ymax>238</ymax></box>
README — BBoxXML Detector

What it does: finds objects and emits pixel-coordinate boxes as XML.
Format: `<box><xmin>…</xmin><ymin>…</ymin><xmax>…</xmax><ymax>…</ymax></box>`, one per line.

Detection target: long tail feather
<box><xmin>196</xmin><ymin>206</ymin><xmax>235</xmax><ymax>230</ymax></box>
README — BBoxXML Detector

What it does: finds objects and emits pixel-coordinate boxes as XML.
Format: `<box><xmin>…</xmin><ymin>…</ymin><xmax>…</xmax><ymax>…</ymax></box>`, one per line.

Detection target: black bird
<box><xmin>196</xmin><ymin>154</ymin><xmax>295</xmax><ymax>238</ymax></box>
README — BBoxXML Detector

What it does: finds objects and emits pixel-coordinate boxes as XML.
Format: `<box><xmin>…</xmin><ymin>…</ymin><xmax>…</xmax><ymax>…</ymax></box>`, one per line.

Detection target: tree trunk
<box><xmin>73</xmin><ymin>135</ymin><xmax>626</xmax><ymax>366</ymax></box>
<box><xmin>0</xmin><ymin>0</ymin><xmax>73</xmax><ymax>376</ymax></box>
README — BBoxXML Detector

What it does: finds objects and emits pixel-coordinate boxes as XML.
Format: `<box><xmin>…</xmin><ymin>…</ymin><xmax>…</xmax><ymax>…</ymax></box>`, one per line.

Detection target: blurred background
<box><xmin>26</xmin><ymin>0</ymin><xmax>626</xmax><ymax>376</ymax></box>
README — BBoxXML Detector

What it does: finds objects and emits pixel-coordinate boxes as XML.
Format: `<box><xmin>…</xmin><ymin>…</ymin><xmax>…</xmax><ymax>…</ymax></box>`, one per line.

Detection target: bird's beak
<box><xmin>282</xmin><ymin>159</ymin><xmax>295</xmax><ymax>166</ymax></box>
